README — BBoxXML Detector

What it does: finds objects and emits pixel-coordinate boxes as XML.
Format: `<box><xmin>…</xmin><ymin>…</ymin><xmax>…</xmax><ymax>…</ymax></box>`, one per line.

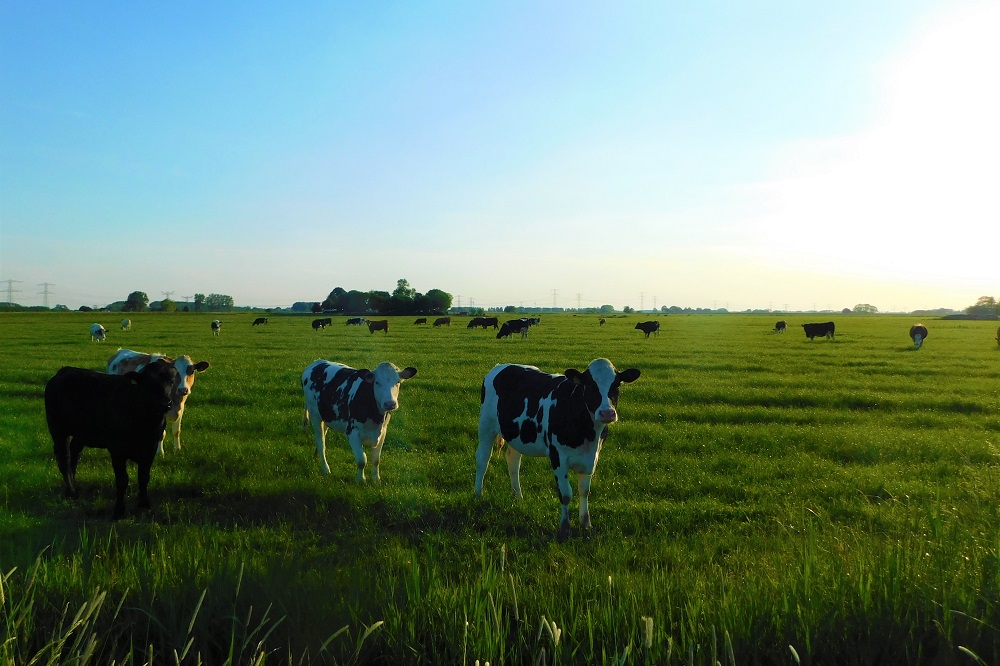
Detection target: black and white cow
<box><xmin>121</xmin><ymin>319</ymin><xmax>132</xmax><ymax>331</ymax></box>
<box><xmin>211</xmin><ymin>320</ymin><xmax>221</xmax><ymax>336</ymax></box>
<box><xmin>475</xmin><ymin>358</ymin><xmax>641</xmax><ymax>539</ymax></box>
<box><xmin>45</xmin><ymin>359</ymin><xmax>179</xmax><ymax>519</ymax></box>
<box><xmin>90</xmin><ymin>323</ymin><xmax>107</xmax><ymax>342</ymax></box>
<box><xmin>802</xmin><ymin>322</ymin><xmax>835</xmax><ymax>341</ymax></box>
<box><xmin>301</xmin><ymin>360</ymin><xmax>417</xmax><ymax>480</ymax></box>
<box><xmin>909</xmin><ymin>323</ymin><xmax>928</xmax><ymax>349</ymax></box>
<box><xmin>634</xmin><ymin>321</ymin><xmax>659</xmax><ymax>338</ymax></box>
<box><xmin>252</xmin><ymin>317</ymin><xmax>268</xmax><ymax>326</ymax></box>
<box><xmin>774</xmin><ymin>320</ymin><xmax>786</xmax><ymax>333</ymax></box>
<box><xmin>346</xmin><ymin>317</ymin><xmax>366</xmax><ymax>326</ymax></box>
<box><xmin>312</xmin><ymin>317</ymin><xmax>332</xmax><ymax>330</ymax></box>
<box><xmin>497</xmin><ymin>319</ymin><xmax>530</xmax><ymax>339</ymax></box>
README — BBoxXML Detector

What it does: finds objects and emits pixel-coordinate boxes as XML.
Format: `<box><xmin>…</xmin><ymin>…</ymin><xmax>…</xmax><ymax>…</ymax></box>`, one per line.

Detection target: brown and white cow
<box><xmin>107</xmin><ymin>349</ymin><xmax>210</xmax><ymax>454</ymax></box>
<box><xmin>301</xmin><ymin>359</ymin><xmax>417</xmax><ymax>480</ymax></box>
<box><xmin>475</xmin><ymin>358</ymin><xmax>640</xmax><ymax>539</ymax></box>
<box><xmin>909</xmin><ymin>323</ymin><xmax>928</xmax><ymax>349</ymax></box>
<box><xmin>368</xmin><ymin>319</ymin><xmax>389</xmax><ymax>334</ymax></box>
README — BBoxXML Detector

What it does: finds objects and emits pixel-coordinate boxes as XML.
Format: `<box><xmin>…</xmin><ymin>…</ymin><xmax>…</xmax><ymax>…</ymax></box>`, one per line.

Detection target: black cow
<box><xmin>774</xmin><ymin>320</ymin><xmax>786</xmax><ymax>333</ymax></box>
<box><xmin>434</xmin><ymin>317</ymin><xmax>451</xmax><ymax>327</ymax></box>
<box><xmin>497</xmin><ymin>319</ymin><xmax>530</xmax><ymax>339</ymax></box>
<box><xmin>414</xmin><ymin>318</ymin><xmax>427</xmax><ymax>325</ymax></box>
<box><xmin>634</xmin><ymin>321</ymin><xmax>660</xmax><ymax>338</ymax></box>
<box><xmin>346</xmin><ymin>317</ymin><xmax>366</xmax><ymax>326</ymax></box>
<box><xmin>467</xmin><ymin>317</ymin><xmax>486</xmax><ymax>329</ymax></box>
<box><xmin>802</xmin><ymin>322</ymin><xmax>835</xmax><ymax>340</ymax></box>
<box><xmin>368</xmin><ymin>320</ymin><xmax>389</xmax><ymax>334</ymax></box>
<box><xmin>475</xmin><ymin>359</ymin><xmax>641</xmax><ymax>539</ymax></box>
<box><xmin>482</xmin><ymin>316</ymin><xmax>499</xmax><ymax>329</ymax></box>
<box><xmin>312</xmin><ymin>317</ymin><xmax>332</xmax><ymax>330</ymax></box>
<box><xmin>599</xmin><ymin>318</ymin><xmax>606</xmax><ymax>326</ymax></box>
<box><xmin>909</xmin><ymin>323</ymin><xmax>928</xmax><ymax>349</ymax></box>
<box><xmin>252</xmin><ymin>317</ymin><xmax>268</xmax><ymax>326</ymax></box>
<box><xmin>44</xmin><ymin>360</ymin><xmax>179</xmax><ymax>519</ymax></box>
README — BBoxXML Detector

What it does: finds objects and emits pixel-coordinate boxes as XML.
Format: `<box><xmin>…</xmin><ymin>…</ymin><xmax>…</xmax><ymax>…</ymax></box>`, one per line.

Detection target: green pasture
<box><xmin>2</xmin><ymin>311</ymin><xmax>1000</xmax><ymax>664</ymax></box>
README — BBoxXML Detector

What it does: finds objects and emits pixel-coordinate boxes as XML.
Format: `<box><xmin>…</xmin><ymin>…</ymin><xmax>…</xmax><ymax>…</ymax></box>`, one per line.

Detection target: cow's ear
<box><xmin>194</xmin><ymin>361</ymin><xmax>210</xmax><ymax>372</ymax></box>
<box><xmin>361</xmin><ymin>370</ymin><xmax>374</xmax><ymax>383</ymax></box>
<box><xmin>399</xmin><ymin>367</ymin><xmax>417</xmax><ymax>380</ymax></box>
<box><xmin>565</xmin><ymin>369</ymin><xmax>582</xmax><ymax>383</ymax></box>
<box><xmin>618</xmin><ymin>368</ymin><xmax>641</xmax><ymax>383</ymax></box>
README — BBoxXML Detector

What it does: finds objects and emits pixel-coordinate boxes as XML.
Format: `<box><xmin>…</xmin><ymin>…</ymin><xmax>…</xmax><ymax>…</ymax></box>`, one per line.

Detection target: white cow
<box><xmin>301</xmin><ymin>360</ymin><xmax>417</xmax><ymax>480</ymax></box>
<box><xmin>90</xmin><ymin>323</ymin><xmax>107</xmax><ymax>342</ymax></box>
<box><xmin>211</xmin><ymin>320</ymin><xmax>221</xmax><ymax>336</ymax></box>
<box><xmin>121</xmin><ymin>319</ymin><xmax>131</xmax><ymax>331</ymax></box>
<box><xmin>107</xmin><ymin>349</ymin><xmax>210</xmax><ymax>454</ymax></box>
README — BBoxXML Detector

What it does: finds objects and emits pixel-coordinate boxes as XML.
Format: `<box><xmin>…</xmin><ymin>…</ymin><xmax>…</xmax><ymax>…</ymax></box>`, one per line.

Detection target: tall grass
<box><xmin>2</xmin><ymin>311</ymin><xmax>1000</xmax><ymax>663</ymax></box>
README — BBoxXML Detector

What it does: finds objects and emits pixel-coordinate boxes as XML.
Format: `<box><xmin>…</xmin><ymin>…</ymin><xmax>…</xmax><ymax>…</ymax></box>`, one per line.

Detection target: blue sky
<box><xmin>2</xmin><ymin>1</ymin><xmax>996</xmax><ymax>311</ymax></box>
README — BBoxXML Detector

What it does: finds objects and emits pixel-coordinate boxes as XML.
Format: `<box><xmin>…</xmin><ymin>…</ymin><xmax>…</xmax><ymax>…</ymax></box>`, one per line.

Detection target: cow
<box><xmin>467</xmin><ymin>317</ymin><xmax>486</xmax><ymax>329</ymax></box>
<box><xmin>802</xmin><ymin>322</ymin><xmax>835</xmax><ymax>341</ymax></box>
<box><xmin>527</xmin><ymin>317</ymin><xmax>541</xmax><ymax>326</ymax></box>
<box><xmin>909</xmin><ymin>323</ymin><xmax>928</xmax><ymax>349</ymax></box>
<box><xmin>301</xmin><ymin>360</ymin><xmax>417</xmax><ymax>480</ymax></box>
<box><xmin>774</xmin><ymin>320</ymin><xmax>786</xmax><ymax>333</ymax></box>
<box><xmin>434</xmin><ymin>317</ymin><xmax>451</xmax><ymax>327</ymax></box>
<box><xmin>121</xmin><ymin>319</ymin><xmax>131</xmax><ymax>331</ymax></box>
<box><xmin>90</xmin><ymin>324</ymin><xmax>107</xmax><ymax>342</ymax></box>
<box><xmin>211</xmin><ymin>320</ymin><xmax>221</xmax><ymax>336</ymax></box>
<box><xmin>252</xmin><ymin>317</ymin><xmax>268</xmax><ymax>326</ymax></box>
<box><xmin>107</xmin><ymin>349</ymin><xmax>210</xmax><ymax>455</ymax></box>
<box><xmin>475</xmin><ymin>358</ymin><xmax>641</xmax><ymax>540</ymax></box>
<box><xmin>599</xmin><ymin>318</ymin><xmax>606</xmax><ymax>326</ymax></box>
<box><xmin>312</xmin><ymin>317</ymin><xmax>333</xmax><ymax>330</ymax></box>
<box><xmin>996</xmin><ymin>326</ymin><xmax>1000</xmax><ymax>347</ymax></box>
<box><xmin>482</xmin><ymin>316</ymin><xmax>499</xmax><ymax>329</ymax></box>
<box><xmin>497</xmin><ymin>319</ymin><xmax>530</xmax><ymax>339</ymax></box>
<box><xmin>368</xmin><ymin>320</ymin><xmax>389</xmax><ymax>334</ymax></box>
<box><xmin>45</xmin><ymin>359</ymin><xmax>179</xmax><ymax>519</ymax></box>
<box><xmin>346</xmin><ymin>317</ymin><xmax>366</xmax><ymax>326</ymax></box>
<box><xmin>634</xmin><ymin>321</ymin><xmax>659</xmax><ymax>338</ymax></box>
<box><xmin>414</xmin><ymin>318</ymin><xmax>427</xmax><ymax>325</ymax></box>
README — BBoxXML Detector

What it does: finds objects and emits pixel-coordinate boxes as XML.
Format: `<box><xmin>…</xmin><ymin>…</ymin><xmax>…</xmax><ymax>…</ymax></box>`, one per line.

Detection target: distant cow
<box><xmin>346</xmin><ymin>317</ymin><xmax>366</xmax><ymax>326</ymax></box>
<box><xmin>497</xmin><ymin>319</ymin><xmax>530</xmax><ymax>339</ymax></box>
<box><xmin>467</xmin><ymin>317</ymin><xmax>486</xmax><ymax>329</ymax></box>
<box><xmin>301</xmin><ymin>360</ymin><xmax>417</xmax><ymax>480</ymax></box>
<box><xmin>414</xmin><ymin>318</ymin><xmax>427</xmax><ymax>325</ymax></box>
<box><xmin>527</xmin><ymin>317</ymin><xmax>541</xmax><ymax>326</ymax></box>
<box><xmin>634</xmin><ymin>321</ymin><xmax>659</xmax><ymax>338</ymax></box>
<box><xmin>433</xmin><ymin>317</ymin><xmax>451</xmax><ymax>327</ymax></box>
<box><xmin>368</xmin><ymin>319</ymin><xmax>389</xmax><ymax>334</ymax></box>
<box><xmin>475</xmin><ymin>359</ymin><xmax>641</xmax><ymax>539</ymax></box>
<box><xmin>599</xmin><ymin>318</ymin><xmax>606</xmax><ymax>326</ymax></box>
<box><xmin>774</xmin><ymin>320</ymin><xmax>786</xmax><ymax>333</ymax></box>
<box><xmin>90</xmin><ymin>324</ymin><xmax>107</xmax><ymax>342</ymax></box>
<box><xmin>312</xmin><ymin>317</ymin><xmax>332</xmax><ymax>330</ymax></box>
<box><xmin>802</xmin><ymin>322</ymin><xmax>835</xmax><ymax>341</ymax></box>
<box><xmin>45</xmin><ymin>359</ymin><xmax>179</xmax><ymax>518</ymax></box>
<box><xmin>211</xmin><ymin>320</ymin><xmax>221</xmax><ymax>336</ymax></box>
<box><xmin>909</xmin><ymin>324</ymin><xmax>928</xmax><ymax>349</ymax></box>
<box><xmin>252</xmin><ymin>317</ymin><xmax>268</xmax><ymax>326</ymax></box>
<box><xmin>482</xmin><ymin>316</ymin><xmax>499</xmax><ymax>329</ymax></box>
<box><xmin>121</xmin><ymin>319</ymin><xmax>131</xmax><ymax>331</ymax></box>
<box><xmin>996</xmin><ymin>326</ymin><xmax>1000</xmax><ymax>347</ymax></box>
<box><xmin>107</xmin><ymin>349</ymin><xmax>211</xmax><ymax>455</ymax></box>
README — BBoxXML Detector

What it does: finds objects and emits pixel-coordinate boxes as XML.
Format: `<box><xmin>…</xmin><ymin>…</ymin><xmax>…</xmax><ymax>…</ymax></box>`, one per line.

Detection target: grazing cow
<box><xmin>252</xmin><ymin>317</ymin><xmax>268</xmax><ymax>326</ymax></box>
<box><xmin>434</xmin><ymin>317</ymin><xmax>451</xmax><ymax>327</ymax></box>
<box><xmin>802</xmin><ymin>322</ymin><xmax>835</xmax><ymax>341</ymax></box>
<box><xmin>107</xmin><ymin>349</ymin><xmax>210</xmax><ymax>454</ymax></box>
<box><xmin>90</xmin><ymin>324</ymin><xmax>107</xmax><ymax>342</ymax></box>
<box><xmin>774</xmin><ymin>320</ymin><xmax>786</xmax><ymax>333</ymax></box>
<box><xmin>414</xmin><ymin>318</ymin><xmax>427</xmax><ymax>325</ymax></box>
<box><xmin>121</xmin><ymin>319</ymin><xmax>131</xmax><ymax>331</ymax></box>
<box><xmin>312</xmin><ymin>317</ymin><xmax>333</xmax><ymax>330</ymax></box>
<box><xmin>346</xmin><ymin>317</ymin><xmax>366</xmax><ymax>326</ymax></box>
<box><xmin>527</xmin><ymin>317</ymin><xmax>541</xmax><ymax>326</ymax></box>
<box><xmin>211</xmin><ymin>320</ymin><xmax>221</xmax><ymax>336</ymax></box>
<box><xmin>996</xmin><ymin>326</ymin><xmax>1000</xmax><ymax>347</ymax></box>
<box><xmin>467</xmin><ymin>317</ymin><xmax>486</xmax><ymax>329</ymax></box>
<box><xmin>497</xmin><ymin>319</ymin><xmax>530</xmax><ymax>339</ymax></box>
<box><xmin>475</xmin><ymin>359</ymin><xmax>641</xmax><ymax>539</ymax></box>
<box><xmin>368</xmin><ymin>319</ymin><xmax>389</xmax><ymax>334</ymax></box>
<box><xmin>909</xmin><ymin>323</ymin><xmax>928</xmax><ymax>349</ymax></box>
<box><xmin>301</xmin><ymin>360</ymin><xmax>417</xmax><ymax>480</ymax></box>
<box><xmin>482</xmin><ymin>316</ymin><xmax>499</xmax><ymax>329</ymax></box>
<box><xmin>634</xmin><ymin>321</ymin><xmax>660</xmax><ymax>338</ymax></box>
<box><xmin>599</xmin><ymin>318</ymin><xmax>606</xmax><ymax>326</ymax></box>
<box><xmin>45</xmin><ymin>359</ymin><xmax>179</xmax><ymax>519</ymax></box>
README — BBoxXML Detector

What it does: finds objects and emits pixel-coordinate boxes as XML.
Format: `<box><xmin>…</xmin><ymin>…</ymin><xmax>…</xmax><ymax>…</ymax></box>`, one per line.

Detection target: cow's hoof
<box><xmin>557</xmin><ymin>526</ymin><xmax>572</xmax><ymax>542</ymax></box>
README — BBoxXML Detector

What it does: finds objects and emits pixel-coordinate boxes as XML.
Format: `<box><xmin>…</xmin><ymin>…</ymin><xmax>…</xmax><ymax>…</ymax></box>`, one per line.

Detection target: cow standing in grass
<box><xmin>802</xmin><ymin>322</ymin><xmax>835</xmax><ymax>341</ymax></box>
<box><xmin>211</xmin><ymin>320</ymin><xmax>221</xmax><ymax>336</ymax></box>
<box><xmin>90</xmin><ymin>324</ymin><xmax>107</xmax><ymax>342</ymax></box>
<box><xmin>301</xmin><ymin>360</ymin><xmax>417</xmax><ymax>480</ymax></box>
<box><xmin>475</xmin><ymin>358</ymin><xmax>640</xmax><ymax>540</ymax></box>
<box><xmin>634</xmin><ymin>321</ymin><xmax>659</xmax><ymax>338</ymax></box>
<box><xmin>774</xmin><ymin>320</ymin><xmax>786</xmax><ymax>333</ymax></box>
<box><xmin>910</xmin><ymin>324</ymin><xmax>928</xmax><ymax>349</ymax></box>
<box><xmin>368</xmin><ymin>320</ymin><xmax>389</xmax><ymax>334</ymax></box>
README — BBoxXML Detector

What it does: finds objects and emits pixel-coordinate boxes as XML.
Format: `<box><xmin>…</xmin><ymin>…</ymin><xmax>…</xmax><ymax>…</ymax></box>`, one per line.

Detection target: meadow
<box><xmin>2</xmin><ymin>311</ymin><xmax>1000</xmax><ymax>665</ymax></box>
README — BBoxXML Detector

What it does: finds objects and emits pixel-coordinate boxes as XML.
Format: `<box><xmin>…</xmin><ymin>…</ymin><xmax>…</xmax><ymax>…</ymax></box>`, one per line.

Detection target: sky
<box><xmin>1</xmin><ymin>1</ymin><xmax>997</xmax><ymax>312</ymax></box>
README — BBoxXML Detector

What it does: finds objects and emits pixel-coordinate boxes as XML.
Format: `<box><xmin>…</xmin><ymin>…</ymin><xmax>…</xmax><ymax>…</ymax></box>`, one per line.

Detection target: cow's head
<box><xmin>172</xmin><ymin>355</ymin><xmax>210</xmax><ymax>398</ymax></box>
<box><xmin>565</xmin><ymin>358</ymin><xmax>640</xmax><ymax>425</ymax></box>
<box><xmin>363</xmin><ymin>362</ymin><xmax>417</xmax><ymax>413</ymax></box>
<box><xmin>134</xmin><ymin>359</ymin><xmax>180</xmax><ymax>414</ymax></box>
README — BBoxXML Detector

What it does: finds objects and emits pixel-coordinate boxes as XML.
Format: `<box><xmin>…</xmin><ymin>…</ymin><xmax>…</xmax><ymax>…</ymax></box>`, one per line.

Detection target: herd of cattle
<box><xmin>49</xmin><ymin>315</ymin><xmax>988</xmax><ymax>532</ymax></box>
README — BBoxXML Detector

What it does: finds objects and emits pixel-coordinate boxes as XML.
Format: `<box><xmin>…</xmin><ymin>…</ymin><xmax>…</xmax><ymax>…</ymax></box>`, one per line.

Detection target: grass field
<box><xmin>2</xmin><ymin>311</ymin><xmax>1000</xmax><ymax>664</ymax></box>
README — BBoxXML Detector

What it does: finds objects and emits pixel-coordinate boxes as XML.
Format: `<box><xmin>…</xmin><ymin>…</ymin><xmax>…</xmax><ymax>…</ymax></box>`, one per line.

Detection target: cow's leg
<box><xmin>171</xmin><ymin>413</ymin><xmax>183</xmax><ymax>452</ymax></box>
<box><xmin>53</xmin><ymin>435</ymin><xmax>79</xmax><ymax>498</ymax></box>
<box><xmin>156</xmin><ymin>429</ymin><xmax>167</xmax><ymax>456</ymax></box>
<box><xmin>578</xmin><ymin>473</ymin><xmax>594</xmax><ymax>532</ymax></box>
<box><xmin>370</xmin><ymin>431</ymin><xmax>386</xmax><ymax>482</ymax></box>
<box><xmin>505</xmin><ymin>446</ymin><xmax>524</xmax><ymax>498</ymax></box>
<box><xmin>475</xmin><ymin>418</ymin><xmax>499</xmax><ymax>496</ymax></box>
<box><xmin>110</xmin><ymin>454</ymin><xmax>129</xmax><ymax>519</ymax></box>
<box><xmin>348</xmin><ymin>431</ymin><xmax>368</xmax><ymax>482</ymax></box>
<box><xmin>308</xmin><ymin>411</ymin><xmax>332</xmax><ymax>475</ymax></box>
<box><xmin>554</xmin><ymin>470</ymin><xmax>573</xmax><ymax>541</ymax></box>
<box><xmin>136</xmin><ymin>459</ymin><xmax>153</xmax><ymax>510</ymax></box>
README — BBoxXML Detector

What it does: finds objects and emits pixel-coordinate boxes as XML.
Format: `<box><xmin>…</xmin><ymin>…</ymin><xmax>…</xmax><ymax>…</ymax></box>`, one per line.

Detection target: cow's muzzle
<box><xmin>382</xmin><ymin>400</ymin><xmax>399</xmax><ymax>412</ymax></box>
<box><xmin>598</xmin><ymin>409</ymin><xmax>618</xmax><ymax>424</ymax></box>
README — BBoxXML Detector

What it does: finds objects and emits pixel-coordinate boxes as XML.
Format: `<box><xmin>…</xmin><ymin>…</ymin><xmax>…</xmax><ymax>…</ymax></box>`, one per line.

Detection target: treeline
<box><xmin>303</xmin><ymin>279</ymin><xmax>453</xmax><ymax>316</ymax></box>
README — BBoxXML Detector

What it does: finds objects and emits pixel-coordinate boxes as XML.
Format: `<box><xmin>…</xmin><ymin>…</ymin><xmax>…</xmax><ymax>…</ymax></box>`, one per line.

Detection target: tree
<box><xmin>194</xmin><ymin>294</ymin><xmax>206</xmax><ymax>312</ymax></box>
<box><xmin>599</xmin><ymin>304</ymin><xmax>615</xmax><ymax>314</ymax></box>
<box><xmin>161</xmin><ymin>298</ymin><xmax>177</xmax><ymax>313</ymax></box>
<box><xmin>853</xmin><ymin>304</ymin><xmax>878</xmax><ymax>314</ymax></box>
<box><xmin>422</xmin><ymin>289</ymin><xmax>452</xmax><ymax>314</ymax></box>
<box><xmin>965</xmin><ymin>296</ymin><xmax>998</xmax><ymax>319</ymax></box>
<box><xmin>504</xmin><ymin>305</ymin><xmax>518</xmax><ymax>313</ymax></box>
<box><xmin>204</xmin><ymin>293</ymin><xmax>235</xmax><ymax>312</ymax></box>
<box><xmin>393</xmin><ymin>278</ymin><xmax>416</xmax><ymax>301</ymax></box>
<box><xmin>123</xmin><ymin>291</ymin><xmax>149</xmax><ymax>313</ymax></box>
<box><xmin>323</xmin><ymin>287</ymin><xmax>348</xmax><ymax>312</ymax></box>
<box><xmin>311</xmin><ymin>302</ymin><xmax>323</xmax><ymax>313</ymax></box>
<box><xmin>623</xmin><ymin>305</ymin><xmax>634</xmax><ymax>314</ymax></box>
